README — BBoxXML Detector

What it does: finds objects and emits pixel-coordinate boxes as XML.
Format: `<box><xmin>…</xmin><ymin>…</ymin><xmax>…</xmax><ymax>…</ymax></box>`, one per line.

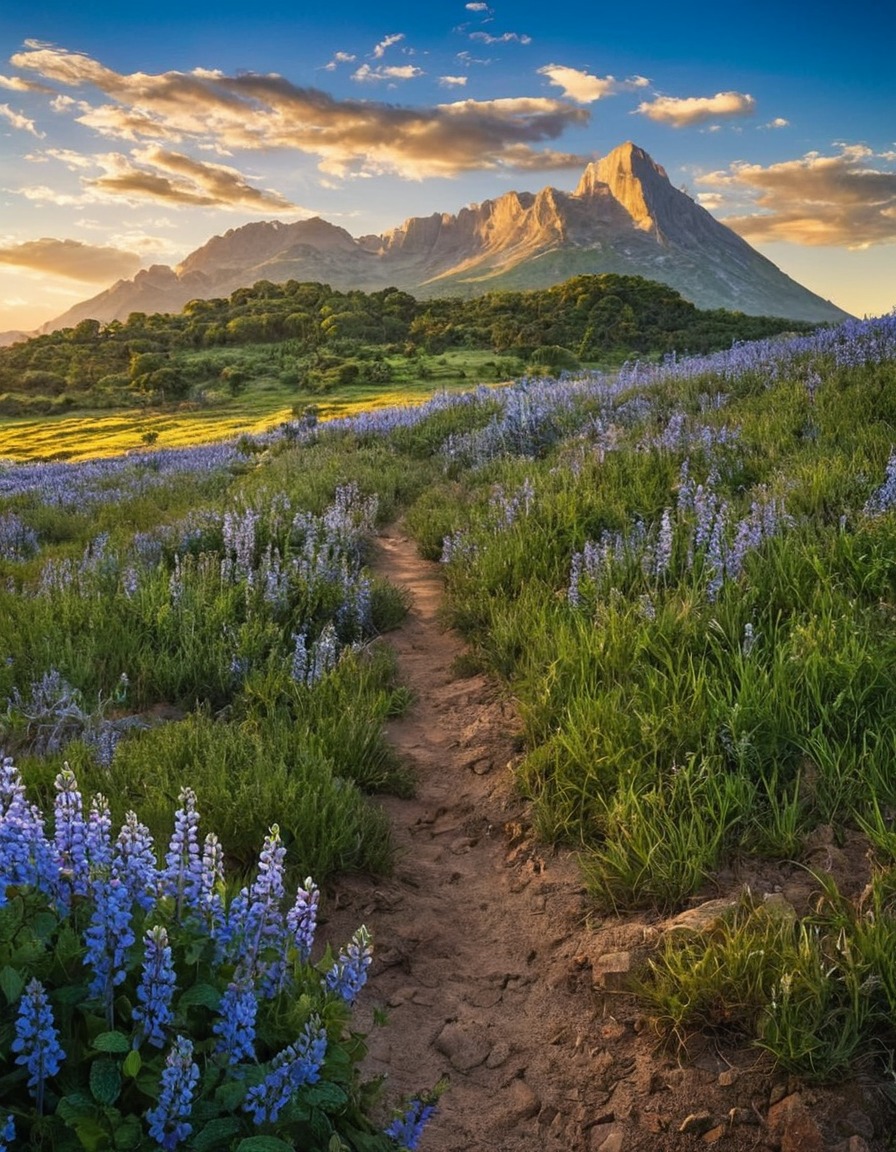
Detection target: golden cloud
<box><xmin>698</xmin><ymin>146</ymin><xmax>896</xmax><ymax>247</ymax></box>
<box><xmin>0</xmin><ymin>237</ymin><xmax>141</xmax><ymax>281</ymax></box>
<box><xmin>0</xmin><ymin>103</ymin><xmax>42</xmax><ymax>136</ymax></box>
<box><xmin>636</xmin><ymin>91</ymin><xmax>756</xmax><ymax>127</ymax></box>
<box><xmin>537</xmin><ymin>64</ymin><xmax>649</xmax><ymax>104</ymax></box>
<box><xmin>11</xmin><ymin>44</ymin><xmax>591</xmax><ymax>179</ymax></box>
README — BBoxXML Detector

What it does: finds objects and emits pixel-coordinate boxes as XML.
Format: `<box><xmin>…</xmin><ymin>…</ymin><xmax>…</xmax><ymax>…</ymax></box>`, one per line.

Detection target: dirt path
<box><xmin>323</xmin><ymin>527</ymin><xmax>888</xmax><ymax>1152</ymax></box>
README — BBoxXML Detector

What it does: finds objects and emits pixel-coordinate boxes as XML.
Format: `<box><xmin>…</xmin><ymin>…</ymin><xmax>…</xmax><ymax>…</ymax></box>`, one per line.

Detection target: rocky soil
<box><xmin>321</xmin><ymin>527</ymin><xmax>893</xmax><ymax>1152</ymax></box>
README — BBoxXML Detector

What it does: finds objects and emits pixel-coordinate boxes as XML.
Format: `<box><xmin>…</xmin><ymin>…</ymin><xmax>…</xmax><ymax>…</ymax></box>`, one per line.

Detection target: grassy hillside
<box><xmin>2</xmin><ymin>311</ymin><xmax>896</xmax><ymax>1088</ymax></box>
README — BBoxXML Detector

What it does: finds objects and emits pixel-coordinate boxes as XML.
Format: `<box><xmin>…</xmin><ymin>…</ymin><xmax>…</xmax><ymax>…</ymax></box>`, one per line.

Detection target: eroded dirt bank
<box><xmin>321</xmin><ymin>527</ymin><xmax>890</xmax><ymax>1152</ymax></box>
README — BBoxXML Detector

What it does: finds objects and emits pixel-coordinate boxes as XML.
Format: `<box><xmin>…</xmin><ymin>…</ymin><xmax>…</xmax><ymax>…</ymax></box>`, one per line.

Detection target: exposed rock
<box><xmin>434</xmin><ymin>1019</ymin><xmax>491</xmax><ymax>1072</ymax></box>
<box><xmin>767</xmin><ymin>1093</ymin><xmax>826</xmax><ymax>1152</ymax></box>
<box><xmin>664</xmin><ymin>897</ymin><xmax>740</xmax><ymax>936</ymax></box>
<box><xmin>592</xmin><ymin>951</ymin><xmax>633</xmax><ymax>991</ymax></box>
<box><xmin>679</xmin><ymin>1110</ymin><xmax>715</xmax><ymax>1136</ymax></box>
<box><xmin>39</xmin><ymin>142</ymin><xmax>851</xmax><ymax>334</ymax></box>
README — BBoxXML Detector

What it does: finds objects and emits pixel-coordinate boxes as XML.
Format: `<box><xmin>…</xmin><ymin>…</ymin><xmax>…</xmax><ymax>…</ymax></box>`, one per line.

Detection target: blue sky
<box><xmin>0</xmin><ymin>0</ymin><xmax>893</xmax><ymax>329</ymax></box>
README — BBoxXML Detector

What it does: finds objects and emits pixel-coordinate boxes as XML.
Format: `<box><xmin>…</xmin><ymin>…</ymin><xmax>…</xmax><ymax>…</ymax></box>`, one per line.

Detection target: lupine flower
<box><xmin>654</xmin><ymin>509</ymin><xmax>673</xmax><ymax>578</ymax></box>
<box><xmin>162</xmin><ymin>788</ymin><xmax>203</xmax><ymax>918</ymax></box>
<box><xmin>53</xmin><ymin>766</ymin><xmax>89</xmax><ymax>908</ymax></box>
<box><xmin>1</xmin><ymin>758</ymin><xmax>58</xmax><ymax>902</ymax></box>
<box><xmin>385</xmin><ymin>1098</ymin><xmax>438</xmax><ymax>1151</ymax></box>
<box><xmin>113</xmin><ymin>812</ymin><xmax>158</xmax><ymax>913</ymax></box>
<box><xmin>86</xmin><ymin>793</ymin><xmax>113</xmax><ymax>876</ymax></box>
<box><xmin>212</xmin><ymin>977</ymin><xmax>257</xmax><ymax>1062</ymax></box>
<box><xmin>83</xmin><ymin>875</ymin><xmax>136</xmax><ymax>1007</ymax></box>
<box><xmin>12</xmin><ymin>978</ymin><xmax>65</xmax><ymax>1112</ymax></box>
<box><xmin>198</xmin><ymin>833</ymin><xmax>225</xmax><ymax>935</ymax></box>
<box><xmin>242</xmin><ymin>1018</ymin><xmax>327</xmax><ymax>1125</ymax></box>
<box><xmin>133</xmin><ymin>927</ymin><xmax>177</xmax><ymax>1048</ymax></box>
<box><xmin>145</xmin><ymin>1036</ymin><xmax>200</xmax><ymax>1151</ymax></box>
<box><xmin>325</xmin><ymin>925</ymin><xmax>372</xmax><ymax>1003</ymax></box>
<box><xmin>240</xmin><ymin>826</ymin><xmax>287</xmax><ymax>995</ymax></box>
<box><xmin>0</xmin><ymin>1112</ymin><xmax>14</xmax><ymax>1150</ymax></box>
<box><xmin>287</xmin><ymin>877</ymin><xmax>319</xmax><ymax>963</ymax></box>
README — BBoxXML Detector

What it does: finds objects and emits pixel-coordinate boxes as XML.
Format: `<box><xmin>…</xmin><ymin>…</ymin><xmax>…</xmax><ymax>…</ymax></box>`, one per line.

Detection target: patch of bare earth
<box><xmin>321</xmin><ymin>528</ymin><xmax>893</xmax><ymax>1152</ymax></box>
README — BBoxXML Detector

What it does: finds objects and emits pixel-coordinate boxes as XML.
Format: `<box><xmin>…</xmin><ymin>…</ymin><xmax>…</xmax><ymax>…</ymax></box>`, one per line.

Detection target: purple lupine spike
<box><xmin>12</xmin><ymin>978</ymin><xmax>65</xmax><ymax>1114</ymax></box>
<box><xmin>212</xmin><ymin>976</ymin><xmax>257</xmax><ymax>1063</ymax></box>
<box><xmin>287</xmin><ymin>877</ymin><xmax>319</xmax><ymax>963</ymax></box>
<box><xmin>86</xmin><ymin>793</ymin><xmax>113</xmax><ymax>877</ymax></box>
<box><xmin>385</xmin><ymin>1098</ymin><xmax>438</xmax><ymax>1151</ymax></box>
<box><xmin>198</xmin><ymin>832</ymin><xmax>225</xmax><ymax>935</ymax></box>
<box><xmin>242</xmin><ymin>1017</ymin><xmax>327</xmax><ymax>1125</ymax></box>
<box><xmin>113</xmin><ymin>812</ymin><xmax>158</xmax><ymax>913</ymax></box>
<box><xmin>145</xmin><ymin>1036</ymin><xmax>200</xmax><ymax>1151</ymax></box>
<box><xmin>83</xmin><ymin>875</ymin><xmax>136</xmax><ymax>1015</ymax></box>
<box><xmin>241</xmin><ymin>826</ymin><xmax>288</xmax><ymax>995</ymax></box>
<box><xmin>325</xmin><ymin>925</ymin><xmax>372</xmax><ymax>1004</ymax></box>
<box><xmin>0</xmin><ymin>1112</ymin><xmax>15</xmax><ymax>1150</ymax></box>
<box><xmin>1</xmin><ymin>758</ymin><xmax>58</xmax><ymax>903</ymax></box>
<box><xmin>654</xmin><ymin>509</ymin><xmax>674</xmax><ymax>578</ymax></box>
<box><xmin>133</xmin><ymin>926</ymin><xmax>177</xmax><ymax>1049</ymax></box>
<box><xmin>162</xmin><ymin>788</ymin><xmax>203</xmax><ymax>918</ymax></box>
<box><xmin>53</xmin><ymin>766</ymin><xmax>89</xmax><ymax>902</ymax></box>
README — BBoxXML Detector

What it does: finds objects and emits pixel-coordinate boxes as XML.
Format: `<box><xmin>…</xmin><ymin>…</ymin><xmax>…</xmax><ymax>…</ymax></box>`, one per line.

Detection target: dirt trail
<box><xmin>322</xmin><ymin>527</ymin><xmax>889</xmax><ymax>1152</ymax></box>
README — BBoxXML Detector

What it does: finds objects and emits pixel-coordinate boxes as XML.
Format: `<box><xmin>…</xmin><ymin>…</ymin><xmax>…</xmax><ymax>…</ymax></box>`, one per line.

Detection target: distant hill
<box><xmin>32</xmin><ymin>142</ymin><xmax>849</xmax><ymax>336</ymax></box>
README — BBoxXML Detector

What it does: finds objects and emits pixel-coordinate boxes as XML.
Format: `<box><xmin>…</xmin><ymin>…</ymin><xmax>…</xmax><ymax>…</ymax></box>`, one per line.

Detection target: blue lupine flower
<box><xmin>162</xmin><ymin>788</ymin><xmax>203</xmax><ymax>918</ymax></box>
<box><xmin>86</xmin><ymin>793</ymin><xmax>113</xmax><ymax>876</ymax></box>
<box><xmin>213</xmin><ymin>977</ymin><xmax>257</xmax><ymax>1063</ymax></box>
<box><xmin>1</xmin><ymin>758</ymin><xmax>58</xmax><ymax>903</ymax></box>
<box><xmin>0</xmin><ymin>1112</ymin><xmax>15</xmax><ymax>1150</ymax></box>
<box><xmin>385</xmin><ymin>1098</ymin><xmax>438</xmax><ymax>1151</ymax></box>
<box><xmin>242</xmin><ymin>1018</ymin><xmax>327</xmax><ymax>1125</ymax></box>
<box><xmin>133</xmin><ymin>927</ymin><xmax>177</xmax><ymax>1049</ymax></box>
<box><xmin>53</xmin><ymin>766</ymin><xmax>89</xmax><ymax>904</ymax></box>
<box><xmin>241</xmin><ymin>826</ymin><xmax>287</xmax><ymax>995</ymax></box>
<box><xmin>325</xmin><ymin>925</ymin><xmax>372</xmax><ymax>1003</ymax></box>
<box><xmin>12</xmin><ymin>978</ymin><xmax>65</xmax><ymax>1112</ymax></box>
<box><xmin>287</xmin><ymin>877</ymin><xmax>319</xmax><ymax>963</ymax></box>
<box><xmin>113</xmin><ymin>811</ymin><xmax>158</xmax><ymax>913</ymax></box>
<box><xmin>198</xmin><ymin>832</ymin><xmax>225</xmax><ymax>936</ymax></box>
<box><xmin>146</xmin><ymin>1035</ymin><xmax>200</xmax><ymax>1151</ymax></box>
<box><xmin>83</xmin><ymin>875</ymin><xmax>136</xmax><ymax>1004</ymax></box>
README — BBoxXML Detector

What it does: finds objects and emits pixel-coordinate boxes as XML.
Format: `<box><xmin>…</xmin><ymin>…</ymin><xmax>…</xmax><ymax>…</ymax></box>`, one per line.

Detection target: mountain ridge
<box><xmin>28</xmin><ymin>142</ymin><xmax>850</xmax><ymax>337</ymax></box>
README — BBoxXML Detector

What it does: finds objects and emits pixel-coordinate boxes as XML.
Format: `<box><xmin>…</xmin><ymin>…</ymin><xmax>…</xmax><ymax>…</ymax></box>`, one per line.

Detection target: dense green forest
<box><xmin>0</xmin><ymin>274</ymin><xmax>810</xmax><ymax>416</ymax></box>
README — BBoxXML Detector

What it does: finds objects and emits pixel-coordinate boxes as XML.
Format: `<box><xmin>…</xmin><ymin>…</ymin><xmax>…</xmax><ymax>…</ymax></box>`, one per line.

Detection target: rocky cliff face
<box><xmin>38</xmin><ymin>142</ymin><xmax>851</xmax><ymax>333</ymax></box>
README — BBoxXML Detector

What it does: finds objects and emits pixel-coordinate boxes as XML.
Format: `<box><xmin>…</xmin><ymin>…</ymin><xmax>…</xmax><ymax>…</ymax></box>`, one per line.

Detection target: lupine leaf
<box><xmin>235</xmin><ymin>1138</ymin><xmax>294</xmax><ymax>1152</ymax></box>
<box><xmin>303</xmin><ymin>1082</ymin><xmax>348</xmax><ymax>1111</ymax></box>
<box><xmin>90</xmin><ymin>1059</ymin><xmax>122</xmax><ymax>1106</ymax></box>
<box><xmin>0</xmin><ymin>964</ymin><xmax>24</xmax><ymax>1004</ymax></box>
<box><xmin>92</xmin><ymin>1031</ymin><xmax>130</xmax><ymax>1054</ymax></box>
<box><xmin>178</xmin><ymin>982</ymin><xmax>220</xmax><ymax>1009</ymax></box>
<box><xmin>112</xmin><ymin>1115</ymin><xmax>142</xmax><ymax>1150</ymax></box>
<box><xmin>122</xmin><ymin>1049</ymin><xmax>141</xmax><ymax>1079</ymax></box>
<box><xmin>191</xmin><ymin>1118</ymin><xmax>242</xmax><ymax>1151</ymax></box>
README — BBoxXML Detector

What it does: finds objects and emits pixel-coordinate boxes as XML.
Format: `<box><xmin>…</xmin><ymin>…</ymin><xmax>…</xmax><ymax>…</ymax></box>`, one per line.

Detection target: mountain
<box><xmin>37</xmin><ymin>143</ymin><xmax>849</xmax><ymax>333</ymax></box>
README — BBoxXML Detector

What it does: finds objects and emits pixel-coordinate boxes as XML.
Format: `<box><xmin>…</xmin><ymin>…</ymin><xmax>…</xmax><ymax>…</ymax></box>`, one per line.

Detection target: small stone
<box><xmin>728</xmin><ymin>1107</ymin><xmax>759</xmax><ymax>1126</ymax></box>
<box><xmin>849</xmin><ymin>1137</ymin><xmax>871</xmax><ymax>1152</ymax></box>
<box><xmin>717</xmin><ymin>1069</ymin><xmax>738</xmax><ymax>1087</ymax></box>
<box><xmin>502</xmin><ymin>1077</ymin><xmax>539</xmax><ymax>1122</ymax></box>
<box><xmin>679</xmin><ymin>1111</ymin><xmax>715</xmax><ymax>1136</ymax></box>
<box><xmin>767</xmin><ymin>1094</ymin><xmax>825</xmax><ymax>1152</ymax></box>
<box><xmin>592</xmin><ymin>951</ymin><xmax>632</xmax><ymax>991</ymax></box>
<box><xmin>596</xmin><ymin>1131</ymin><xmax>624</xmax><ymax>1152</ymax></box>
<box><xmin>665</xmin><ymin>898</ymin><xmax>739</xmax><ymax>936</ymax></box>
<box><xmin>449</xmin><ymin>836</ymin><xmax>475</xmax><ymax>854</ymax></box>
<box><xmin>434</xmin><ymin>1020</ymin><xmax>491</xmax><ymax>1072</ymax></box>
<box><xmin>486</xmin><ymin>1041</ymin><xmax>512</xmax><ymax>1068</ymax></box>
<box><xmin>702</xmin><ymin>1126</ymin><xmax>726</xmax><ymax>1145</ymax></box>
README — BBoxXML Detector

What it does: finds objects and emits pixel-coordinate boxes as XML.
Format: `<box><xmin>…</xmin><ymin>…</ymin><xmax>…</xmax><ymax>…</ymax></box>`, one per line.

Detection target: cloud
<box><xmin>89</xmin><ymin>148</ymin><xmax>299</xmax><ymax>211</ymax></box>
<box><xmin>0</xmin><ymin>237</ymin><xmax>141</xmax><ymax>281</ymax></box>
<box><xmin>352</xmin><ymin>63</ymin><xmax>424</xmax><ymax>83</ymax></box>
<box><xmin>697</xmin><ymin>145</ymin><xmax>896</xmax><ymax>248</ymax></box>
<box><xmin>0</xmin><ymin>103</ymin><xmax>43</xmax><ymax>137</ymax></box>
<box><xmin>537</xmin><ymin>64</ymin><xmax>649</xmax><ymax>104</ymax></box>
<box><xmin>764</xmin><ymin>117</ymin><xmax>789</xmax><ymax>129</ymax></box>
<box><xmin>465</xmin><ymin>3</ymin><xmax>491</xmax><ymax>10</ymax></box>
<box><xmin>11</xmin><ymin>44</ymin><xmax>590</xmax><ymax>179</ymax></box>
<box><xmin>372</xmin><ymin>33</ymin><xmax>404</xmax><ymax>59</ymax></box>
<box><xmin>439</xmin><ymin>75</ymin><xmax>468</xmax><ymax>87</ymax></box>
<box><xmin>470</xmin><ymin>31</ymin><xmax>532</xmax><ymax>45</ymax></box>
<box><xmin>636</xmin><ymin>91</ymin><xmax>756</xmax><ymax>127</ymax></box>
<box><xmin>324</xmin><ymin>52</ymin><xmax>356</xmax><ymax>72</ymax></box>
<box><xmin>0</xmin><ymin>73</ymin><xmax>49</xmax><ymax>92</ymax></box>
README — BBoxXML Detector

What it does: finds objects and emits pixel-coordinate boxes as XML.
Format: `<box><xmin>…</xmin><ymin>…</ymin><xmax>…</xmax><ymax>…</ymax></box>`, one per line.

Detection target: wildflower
<box><xmin>162</xmin><ymin>788</ymin><xmax>203</xmax><ymax>918</ymax></box>
<box><xmin>385</xmin><ymin>1097</ymin><xmax>438</xmax><ymax>1151</ymax></box>
<box><xmin>213</xmin><ymin>977</ymin><xmax>257</xmax><ymax>1063</ymax></box>
<box><xmin>53</xmin><ymin>766</ymin><xmax>89</xmax><ymax>902</ymax></box>
<box><xmin>86</xmin><ymin>793</ymin><xmax>113</xmax><ymax>875</ymax></box>
<box><xmin>325</xmin><ymin>925</ymin><xmax>372</xmax><ymax>1003</ymax></box>
<box><xmin>287</xmin><ymin>877</ymin><xmax>320</xmax><ymax>962</ymax></box>
<box><xmin>242</xmin><ymin>1018</ymin><xmax>327</xmax><ymax>1125</ymax></box>
<box><xmin>83</xmin><ymin>875</ymin><xmax>136</xmax><ymax>1006</ymax></box>
<box><xmin>1</xmin><ymin>758</ymin><xmax>58</xmax><ymax>902</ymax></box>
<box><xmin>133</xmin><ymin>927</ymin><xmax>177</xmax><ymax>1048</ymax></box>
<box><xmin>654</xmin><ymin>508</ymin><xmax>674</xmax><ymax>578</ymax></box>
<box><xmin>145</xmin><ymin>1036</ymin><xmax>200</xmax><ymax>1151</ymax></box>
<box><xmin>0</xmin><ymin>1113</ymin><xmax>14</xmax><ymax>1151</ymax></box>
<box><xmin>113</xmin><ymin>812</ymin><xmax>158</xmax><ymax>913</ymax></box>
<box><xmin>240</xmin><ymin>826</ymin><xmax>287</xmax><ymax>994</ymax></box>
<box><xmin>12</xmin><ymin>979</ymin><xmax>65</xmax><ymax>1112</ymax></box>
<box><xmin>198</xmin><ymin>832</ymin><xmax>225</xmax><ymax>935</ymax></box>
